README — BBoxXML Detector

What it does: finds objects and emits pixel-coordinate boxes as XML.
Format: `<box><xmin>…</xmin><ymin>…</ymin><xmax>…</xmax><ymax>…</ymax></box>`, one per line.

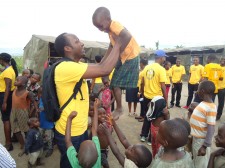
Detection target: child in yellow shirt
<box><xmin>92</xmin><ymin>7</ymin><xmax>140</xmax><ymax>120</ymax></box>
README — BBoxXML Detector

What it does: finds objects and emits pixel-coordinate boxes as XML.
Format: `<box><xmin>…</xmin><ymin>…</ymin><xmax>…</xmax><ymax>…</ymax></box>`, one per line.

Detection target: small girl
<box><xmin>10</xmin><ymin>76</ymin><xmax>38</xmax><ymax>153</ymax></box>
<box><xmin>99</xmin><ymin>76</ymin><xmax>115</xmax><ymax>115</ymax></box>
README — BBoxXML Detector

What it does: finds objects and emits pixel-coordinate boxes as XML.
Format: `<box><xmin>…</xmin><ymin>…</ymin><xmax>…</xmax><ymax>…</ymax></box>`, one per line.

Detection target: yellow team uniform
<box><xmin>189</xmin><ymin>64</ymin><xmax>204</xmax><ymax>84</ymax></box>
<box><xmin>0</xmin><ymin>66</ymin><xmax>15</xmax><ymax>92</ymax></box>
<box><xmin>171</xmin><ymin>65</ymin><xmax>186</xmax><ymax>83</ymax></box>
<box><xmin>218</xmin><ymin>66</ymin><xmax>225</xmax><ymax>90</ymax></box>
<box><xmin>165</xmin><ymin>68</ymin><xmax>172</xmax><ymax>85</ymax></box>
<box><xmin>94</xmin><ymin>77</ymin><xmax>102</xmax><ymax>84</ymax></box>
<box><xmin>142</xmin><ymin>63</ymin><xmax>166</xmax><ymax>99</ymax></box>
<box><xmin>203</xmin><ymin>63</ymin><xmax>222</xmax><ymax>93</ymax></box>
<box><xmin>55</xmin><ymin>62</ymin><xmax>89</xmax><ymax>136</ymax></box>
<box><xmin>109</xmin><ymin>21</ymin><xmax>140</xmax><ymax>64</ymax></box>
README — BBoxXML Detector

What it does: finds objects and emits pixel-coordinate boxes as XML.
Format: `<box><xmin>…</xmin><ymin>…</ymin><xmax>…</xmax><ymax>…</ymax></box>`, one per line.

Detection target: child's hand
<box><xmin>68</xmin><ymin>111</ymin><xmax>77</xmax><ymax>119</ymax></box>
<box><xmin>99</xmin><ymin>123</ymin><xmax>110</xmax><ymax>135</ymax></box>
<box><xmin>197</xmin><ymin>146</ymin><xmax>206</xmax><ymax>156</ymax></box>
<box><xmin>94</xmin><ymin>98</ymin><xmax>101</xmax><ymax>109</ymax></box>
<box><xmin>106</xmin><ymin>114</ymin><xmax>114</xmax><ymax>126</ymax></box>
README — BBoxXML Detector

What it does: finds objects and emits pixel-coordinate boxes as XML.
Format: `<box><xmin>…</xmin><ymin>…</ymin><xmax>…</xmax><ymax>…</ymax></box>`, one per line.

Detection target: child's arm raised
<box><xmin>92</xmin><ymin>98</ymin><xmax>101</xmax><ymax>136</ymax></box>
<box><xmin>65</xmin><ymin>111</ymin><xmax>77</xmax><ymax>148</ymax></box>
<box><xmin>99</xmin><ymin>124</ymin><xmax>125</xmax><ymax>166</ymax></box>
<box><xmin>110</xmin><ymin>115</ymin><xmax>131</xmax><ymax>149</ymax></box>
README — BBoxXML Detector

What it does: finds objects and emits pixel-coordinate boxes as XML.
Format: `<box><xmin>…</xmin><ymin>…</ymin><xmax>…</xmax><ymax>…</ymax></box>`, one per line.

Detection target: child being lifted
<box><xmin>92</xmin><ymin>7</ymin><xmax>140</xmax><ymax>120</ymax></box>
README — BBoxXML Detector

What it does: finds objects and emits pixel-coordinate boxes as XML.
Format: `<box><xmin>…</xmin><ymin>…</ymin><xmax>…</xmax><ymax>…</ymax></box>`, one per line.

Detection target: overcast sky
<box><xmin>1</xmin><ymin>0</ymin><xmax>225</xmax><ymax>50</ymax></box>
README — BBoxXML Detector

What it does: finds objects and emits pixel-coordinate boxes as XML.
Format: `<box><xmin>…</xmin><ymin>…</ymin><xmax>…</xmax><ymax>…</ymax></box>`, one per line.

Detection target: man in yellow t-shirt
<box><xmin>139</xmin><ymin>50</ymin><xmax>167</xmax><ymax>143</ymax></box>
<box><xmin>202</xmin><ymin>55</ymin><xmax>222</xmax><ymax>102</ymax></box>
<box><xmin>53</xmin><ymin>33</ymin><xmax>121</xmax><ymax>168</ymax></box>
<box><xmin>92</xmin><ymin>7</ymin><xmax>140</xmax><ymax>120</ymax></box>
<box><xmin>170</xmin><ymin>58</ymin><xmax>186</xmax><ymax>108</ymax></box>
<box><xmin>183</xmin><ymin>57</ymin><xmax>204</xmax><ymax>109</ymax></box>
<box><xmin>216</xmin><ymin>57</ymin><xmax>225</xmax><ymax>120</ymax></box>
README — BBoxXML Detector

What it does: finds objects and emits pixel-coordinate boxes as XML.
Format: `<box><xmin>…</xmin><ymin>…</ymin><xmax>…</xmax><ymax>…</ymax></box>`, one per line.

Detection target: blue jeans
<box><xmin>54</xmin><ymin>130</ymin><xmax>88</xmax><ymax>168</ymax></box>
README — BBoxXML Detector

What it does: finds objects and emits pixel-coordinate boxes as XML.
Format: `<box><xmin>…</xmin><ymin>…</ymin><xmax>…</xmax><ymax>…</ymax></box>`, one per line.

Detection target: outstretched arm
<box><xmin>65</xmin><ymin>111</ymin><xmax>77</xmax><ymax>148</ymax></box>
<box><xmin>99</xmin><ymin>124</ymin><xmax>125</xmax><ymax>166</ymax></box>
<box><xmin>82</xmin><ymin>38</ymin><xmax>121</xmax><ymax>79</ymax></box>
<box><xmin>111</xmin><ymin>118</ymin><xmax>131</xmax><ymax>149</ymax></box>
<box><xmin>92</xmin><ymin>98</ymin><xmax>100</xmax><ymax>136</ymax></box>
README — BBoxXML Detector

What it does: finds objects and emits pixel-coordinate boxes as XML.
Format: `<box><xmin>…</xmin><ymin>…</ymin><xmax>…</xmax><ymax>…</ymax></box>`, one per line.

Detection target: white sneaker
<box><xmin>147</xmin><ymin>141</ymin><xmax>152</xmax><ymax>146</ymax></box>
<box><xmin>140</xmin><ymin>136</ymin><xmax>146</xmax><ymax>142</ymax></box>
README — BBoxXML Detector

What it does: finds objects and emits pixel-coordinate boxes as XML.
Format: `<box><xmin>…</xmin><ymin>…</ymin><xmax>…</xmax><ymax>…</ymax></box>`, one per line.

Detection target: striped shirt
<box><xmin>0</xmin><ymin>144</ymin><xmax>16</xmax><ymax>168</ymax></box>
<box><xmin>190</xmin><ymin>101</ymin><xmax>217</xmax><ymax>138</ymax></box>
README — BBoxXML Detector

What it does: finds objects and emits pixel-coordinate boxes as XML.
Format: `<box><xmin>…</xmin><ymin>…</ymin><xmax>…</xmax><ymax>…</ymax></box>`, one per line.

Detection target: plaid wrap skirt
<box><xmin>110</xmin><ymin>56</ymin><xmax>139</xmax><ymax>89</ymax></box>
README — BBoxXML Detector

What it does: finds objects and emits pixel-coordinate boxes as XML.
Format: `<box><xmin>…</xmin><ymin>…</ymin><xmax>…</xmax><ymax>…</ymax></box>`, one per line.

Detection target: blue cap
<box><xmin>154</xmin><ymin>50</ymin><xmax>167</xmax><ymax>58</ymax></box>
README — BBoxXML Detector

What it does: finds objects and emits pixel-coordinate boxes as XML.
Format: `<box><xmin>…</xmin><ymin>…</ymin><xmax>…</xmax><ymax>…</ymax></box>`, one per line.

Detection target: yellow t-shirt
<box><xmin>109</xmin><ymin>20</ymin><xmax>140</xmax><ymax>64</ymax></box>
<box><xmin>109</xmin><ymin>69</ymin><xmax>115</xmax><ymax>81</ymax></box>
<box><xmin>0</xmin><ymin>66</ymin><xmax>15</xmax><ymax>92</ymax></box>
<box><xmin>189</xmin><ymin>64</ymin><xmax>204</xmax><ymax>84</ymax></box>
<box><xmin>55</xmin><ymin>62</ymin><xmax>89</xmax><ymax>136</ymax></box>
<box><xmin>218</xmin><ymin>66</ymin><xmax>225</xmax><ymax>89</ymax></box>
<box><xmin>171</xmin><ymin>65</ymin><xmax>186</xmax><ymax>83</ymax></box>
<box><xmin>137</xmin><ymin>70</ymin><xmax>144</xmax><ymax>88</ymax></box>
<box><xmin>165</xmin><ymin>68</ymin><xmax>172</xmax><ymax>85</ymax></box>
<box><xmin>142</xmin><ymin>63</ymin><xmax>166</xmax><ymax>99</ymax></box>
<box><xmin>95</xmin><ymin>77</ymin><xmax>102</xmax><ymax>84</ymax></box>
<box><xmin>203</xmin><ymin>63</ymin><xmax>222</xmax><ymax>93</ymax></box>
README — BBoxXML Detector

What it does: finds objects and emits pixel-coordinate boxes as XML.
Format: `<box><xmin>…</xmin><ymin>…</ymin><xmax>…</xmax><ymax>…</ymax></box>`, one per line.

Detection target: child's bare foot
<box><xmin>112</xmin><ymin>108</ymin><xmax>123</xmax><ymax>120</ymax></box>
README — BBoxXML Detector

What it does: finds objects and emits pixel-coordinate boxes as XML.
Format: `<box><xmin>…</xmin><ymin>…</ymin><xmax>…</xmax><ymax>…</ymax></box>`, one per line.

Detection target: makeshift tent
<box><xmin>23</xmin><ymin>34</ymin><xmax>152</xmax><ymax>76</ymax></box>
<box><xmin>23</xmin><ymin>35</ymin><xmax>109</xmax><ymax>76</ymax></box>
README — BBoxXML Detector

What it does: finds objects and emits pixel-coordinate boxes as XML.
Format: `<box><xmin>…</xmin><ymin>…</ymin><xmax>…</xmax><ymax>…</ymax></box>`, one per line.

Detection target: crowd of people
<box><xmin>0</xmin><ymin>6</ymin><xmax>225</xmax><ymax>168</ymax></box>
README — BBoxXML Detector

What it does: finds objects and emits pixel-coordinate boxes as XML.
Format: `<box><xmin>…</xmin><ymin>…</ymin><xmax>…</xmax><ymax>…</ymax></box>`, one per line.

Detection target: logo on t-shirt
<box><xmin>146</xmin><ymin>68</ymin><xmax>155</xmax><ymax>80</ymax></box>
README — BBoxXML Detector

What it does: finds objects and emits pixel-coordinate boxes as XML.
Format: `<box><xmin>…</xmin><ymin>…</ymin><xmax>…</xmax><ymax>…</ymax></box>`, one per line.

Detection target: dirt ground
<box><xmin>0</xmin><ymin>82</ymin><xmax>224</xmax><ymax>168</ymax></box>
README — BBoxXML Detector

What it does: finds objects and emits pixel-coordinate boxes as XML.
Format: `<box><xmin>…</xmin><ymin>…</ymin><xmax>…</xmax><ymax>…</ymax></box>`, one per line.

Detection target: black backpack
<box><xmin>42</xmin><ymin>57</ymin><xmax>84</xmax><ymax>122</ymax></box>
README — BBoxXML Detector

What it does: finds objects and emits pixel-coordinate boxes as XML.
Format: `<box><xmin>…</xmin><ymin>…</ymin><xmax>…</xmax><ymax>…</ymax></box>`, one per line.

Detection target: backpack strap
<box><xmin>59</xmin><ymin>78</ymin><xmax>84</xmax><ymax>111</ymax></box>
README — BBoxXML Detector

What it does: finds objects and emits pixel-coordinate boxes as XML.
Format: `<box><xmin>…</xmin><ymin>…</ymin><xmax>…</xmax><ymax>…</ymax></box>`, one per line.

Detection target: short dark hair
<box><xmin>163</xmin><ymin>119</ymin><xmax>188</xmax><ymax>148</ymax></box>
<box><xmin>136</xmin><ymin>145</ymin><xmax>152</xmax><ymax>167</ymax></box>
<box><xmin>95</xmin><ymin>55</ymin><xmax>102</xmax><ymax>63</ymax></box>
<box><xmin>92</xmin><ymin>7</ymin><xmax>111</xmax><ymax>22</ymax></box>
<box><xmin>199</xmin><ymin>80</ymin><xmax>215</xmax><ymax>96</ymax></box>
<box><xmin>174</xmin><ymin>118</ymin><xmax>191</xmax><ymax>134</ymax></box>
<box><xmin>54</xmin><ymin>33</ymin><xmax>70</xmax><ymax>57</ymax></box>
<box><xmin>0</xmin><ymin>53</ymin><xmax>18</xmax><ymax>77</ymax></box>
<box><xmin>33</xmin><ymin>72</ymin><xmax>42</xmax><ymax>80</ymax></box>
<box><xmin>140</xmin><ymin>58</ymin><xmax>148</xmax><ymax>66</ymax></box>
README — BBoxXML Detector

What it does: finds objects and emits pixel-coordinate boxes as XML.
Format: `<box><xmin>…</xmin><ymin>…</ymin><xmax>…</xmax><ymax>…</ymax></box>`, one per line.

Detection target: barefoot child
<box><xmin>208</xmin><ymin>123</ymin><xmax>225</xmax><ymax>168</ymax></box>
<box><xmin>151</xmin><ymin>119</ymin><xmax>194</xmax><ymax>168</ymax></box>
<box><xmin>92</xmin><ymin>7</ymin><xmax>140</xmax><ymax>119</ymax></box>
<box><xmin>65</xmin><ymin>98</ymin><xmax>101</xmax><ymax>168</ymax></box>
<box><xmin>25</xmin><ymin>117</ymin><xmax>44</xmax><ymax>168</ymax></box>
<box><xmin>100</xmin><ymin>116</ymin><xmax>152</xmax><ymax>168</ymax></box>
<box><xmin>10</xmin><ymin>76</ymin><xmax>37</xmax><ymax>153</ymax></box>
<box><xmin>146</xmin><ymin>96</ymin><xmax>170</xmax><ymax>157</ymax></box>
<box><xmin>190</xmin><ymin>80</ymin><xmax>217</xmax><ymax>168</ymax></box>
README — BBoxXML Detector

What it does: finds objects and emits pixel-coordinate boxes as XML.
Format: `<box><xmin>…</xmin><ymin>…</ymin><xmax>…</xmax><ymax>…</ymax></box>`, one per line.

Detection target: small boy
<box><xmin>100</xmin><ymin>116</ymin><xmax>152</xmax><ymax>168</ymax></box>
<box><xmin>22</xmin><ymin>69</ymin><xmax>31</xmax><ymax>78</ymax></box>
<box><xmin>151</xmin><ymin>119</ymin><xmax>194</xmax><ymax>168</ymax></box>
<box><xmin>190</xmin><ymin>80</ymin><xmax>217</xmax><ymax>168</ymax></box>
<box><xmin>25</xmin><ymin>117</ymin><xmax>44</xmax><ymax>168</ymax></box>
<box><xmin>65</xmin><ymin>98</ymin><xmax>101</xmax><ymax>168</ymax></box>
<box><xmin>92</xmin><ymin>7</ymin><xmax>140</xmax><ymax>119</ymax></box>
<box><xmin>207</xmin><ymin>123</ymin><xmax>225</xmax><ymax>168</ymax></box>
<box><xmin>146</xmin><ymin>96</ymin><xmax>170</xmax><ymax>157</ymax></box>
<box><xmin>39</xmin><ymin>87</ymin><xmax>54</xmax><ymax>157</ymax></box>
<box><xmin>26</xmin><ymin>73</ymin><xmax>41</xmax><ymax>102</ymax></box>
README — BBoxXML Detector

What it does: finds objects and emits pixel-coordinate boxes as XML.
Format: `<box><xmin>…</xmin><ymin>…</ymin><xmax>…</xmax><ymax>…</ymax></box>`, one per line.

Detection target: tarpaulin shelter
<box><xmin>23</xmin><ymin>34</ymin><xmax>152</xmax><ymax>76</ymax></box>
<box><xmin>23</xmin><ymin>35</ymin><xmax>109</xmax><ymax>76</ymax></box>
